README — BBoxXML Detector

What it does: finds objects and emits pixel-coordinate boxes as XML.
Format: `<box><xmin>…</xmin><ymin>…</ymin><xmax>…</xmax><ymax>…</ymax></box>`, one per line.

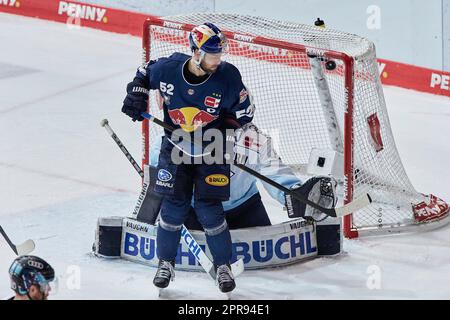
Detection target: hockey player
<box><xmin>8</xmin><ymin>255</ymin><xmax>55</xmax><ymax>300</ymax></box>
<box><xmin>122</xmin><ymin>22</ymin><xmax>254</xmax><ymax>293</ymax></box>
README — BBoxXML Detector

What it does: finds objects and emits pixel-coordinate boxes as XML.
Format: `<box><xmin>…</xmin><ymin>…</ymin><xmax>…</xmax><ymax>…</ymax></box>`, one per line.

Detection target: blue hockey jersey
<box><xmin>136</xmin><ymin>52</ymin><xmax>255</xmax><ymax>132</ymax></box>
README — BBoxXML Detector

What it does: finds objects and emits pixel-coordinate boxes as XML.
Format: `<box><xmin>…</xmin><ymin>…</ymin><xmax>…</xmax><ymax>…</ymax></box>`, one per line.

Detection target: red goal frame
<box><xmin>141</xmin><ymin>17</ymin><xmax>359</xmax><ymax>238</ymax></box>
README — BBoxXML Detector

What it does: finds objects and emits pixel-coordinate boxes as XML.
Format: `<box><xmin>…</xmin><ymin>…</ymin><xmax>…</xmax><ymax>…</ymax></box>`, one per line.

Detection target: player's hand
<box><xmin>121</xmin><ymin>79</ymin><xmax>149</xmax><ymax>122</ymax></box>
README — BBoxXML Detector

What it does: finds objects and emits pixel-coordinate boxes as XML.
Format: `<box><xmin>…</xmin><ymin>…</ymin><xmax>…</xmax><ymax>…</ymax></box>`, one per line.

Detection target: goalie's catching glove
<box><xmin>285</xmin><ymin>176</ymin><xmax>337</xmax><ymax>221</ymax></box>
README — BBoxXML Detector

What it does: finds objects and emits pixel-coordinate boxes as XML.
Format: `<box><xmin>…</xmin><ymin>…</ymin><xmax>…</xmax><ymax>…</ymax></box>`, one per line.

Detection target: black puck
<box><xmin>325</xmin><ymin>60</ymin><xmax>337</xmax><ymax>70</ymax></box>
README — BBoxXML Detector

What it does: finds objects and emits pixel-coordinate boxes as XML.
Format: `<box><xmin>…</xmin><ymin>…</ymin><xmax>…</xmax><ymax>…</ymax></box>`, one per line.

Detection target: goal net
<box><xmin>141</xmin><ymin>13</ymin><xmax>449</xmax><ymax>238</ymax></box>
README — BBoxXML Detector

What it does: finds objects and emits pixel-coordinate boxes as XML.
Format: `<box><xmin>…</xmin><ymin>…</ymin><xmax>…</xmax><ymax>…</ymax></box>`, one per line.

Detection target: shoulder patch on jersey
<box><xmin>239</xmin><ymin>88</ymin><xmax>248</xmax><ymax>104</ymax></box>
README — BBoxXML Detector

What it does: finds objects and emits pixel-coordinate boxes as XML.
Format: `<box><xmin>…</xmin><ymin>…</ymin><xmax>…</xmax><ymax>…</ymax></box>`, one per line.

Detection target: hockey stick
<box><xmin>0</xmin><ymin>225</ymin><xmax>35</xmax><ymax>256</ymax></box>
<box><xmin>100</xmin><ymin>119</ymin><xmax>244</xmax><ymax>279</ymax></box>
<box><xmin>141</xmin><ymin>112</ymin><xmax>372</xmax><ymax>218</ymax></box>
<box><xmin>101</xmin><ymin>119</ymin><xmax>143</xmax><ymax>178</ymax></box>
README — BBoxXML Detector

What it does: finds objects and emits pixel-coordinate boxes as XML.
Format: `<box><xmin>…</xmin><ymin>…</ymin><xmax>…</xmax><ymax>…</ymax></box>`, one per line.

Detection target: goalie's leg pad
<box><xmin>135</xmin><ymin>165</ymin><xmax>163</xmax><ymax>224</ymax></box>
<box><xmin>316</xmin><ymin>223</ymin><xmax>342</xmax><ymax>256</ymax></box>
<box><xmin>94</xmin><ymin>216</ymin><xmax>321</xmax><ymax>270</ymax></box>
<box><xmin>93</xmin><ymin>217</ymin><xmax>123</xmax><ymax>258</ymax></box>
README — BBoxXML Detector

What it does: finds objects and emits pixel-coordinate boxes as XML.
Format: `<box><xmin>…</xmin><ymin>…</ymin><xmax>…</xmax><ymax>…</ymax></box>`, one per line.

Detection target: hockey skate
<box><xmin>153</xmin><ymin>259</ymin><xmax>175</xmax><ymax>296</ymax></box>
<box><xmin>215</xmin><ymin>264</ymin><xmax>236</xmax><ymax>297</ymax></box>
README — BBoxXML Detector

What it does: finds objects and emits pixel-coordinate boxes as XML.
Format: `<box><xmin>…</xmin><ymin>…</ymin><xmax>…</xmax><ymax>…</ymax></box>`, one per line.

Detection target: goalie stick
<box><xmin>100</xmin><ymin>119</ymin><xmax>244</xmax><ymax>279</ymax></box>
<box><xmin>0</xmin><ymin>225</ymin><xmax>35</xmax><ymax>256</ymax></box>
<box><xmin>141</xmin><ymin>112</ymin><xmax>372</xmax><ymax>218</ymax></box>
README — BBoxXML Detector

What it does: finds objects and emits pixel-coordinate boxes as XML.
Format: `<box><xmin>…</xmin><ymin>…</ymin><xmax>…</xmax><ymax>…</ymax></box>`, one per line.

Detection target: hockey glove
<box><xmin>122</xmin><ymin>77</ymin><xmax>149</xmax><ymax>122</ymax></box>
<box><xmin>285</xmin><ymin>176</ymin><xmax>337</xmax><ymax>221</ymax></box>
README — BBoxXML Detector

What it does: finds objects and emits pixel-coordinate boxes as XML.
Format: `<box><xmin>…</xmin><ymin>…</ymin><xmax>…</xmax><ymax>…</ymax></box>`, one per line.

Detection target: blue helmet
<box><xmin>188</xmin><ymin>22</ymin><xmax>227</xmax><ymax>54</ymax></box>
<box><xmin>9</xmin><ymin>255</ymin><xmax>55</xmax><ymax>296</ymax></box>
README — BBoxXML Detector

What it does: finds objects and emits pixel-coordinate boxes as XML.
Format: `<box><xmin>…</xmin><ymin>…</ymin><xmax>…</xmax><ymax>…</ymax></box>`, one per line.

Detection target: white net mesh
<box><xmin>142</xmin><ymin>13</ymin><xmax>448</xmax><ymax>237</ymax></box>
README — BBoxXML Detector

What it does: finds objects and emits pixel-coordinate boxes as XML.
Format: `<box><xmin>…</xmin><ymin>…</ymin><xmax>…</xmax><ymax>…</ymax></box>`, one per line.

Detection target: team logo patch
<box><xmin>239</xmin><ymin>88</ymin><xmax>248</xmax><ymax>103</ymax></box>
<box><xmin>205</xmin><ymin>174</ymin><xmax>229</xmax><ymax>187</ymax></box>
<box><xmin>168</xmin><ymin>107</ymin><xmax>218</xmax><ymax>132</ymax></box>
<box><xmin>204</xmin><ymin>96</ymin><xmax>221</xmax><ymax>108</ymax></box>
<box><xmin>157</xmin><ymin>169</ymin><xmax>172</xmax><ymax>182</ymax></box>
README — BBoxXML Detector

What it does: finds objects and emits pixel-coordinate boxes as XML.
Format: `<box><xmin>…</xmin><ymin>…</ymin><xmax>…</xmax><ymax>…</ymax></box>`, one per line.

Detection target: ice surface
<box><xmin>0</xmin><ymin>14</ymin><xmax>449</xmax><ymax>299</ymax></box>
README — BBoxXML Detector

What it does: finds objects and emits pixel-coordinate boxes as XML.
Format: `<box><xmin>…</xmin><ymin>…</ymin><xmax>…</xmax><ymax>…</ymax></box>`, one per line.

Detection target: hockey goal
<box><xmin>141</xmin><ymin>14</ymin><xmax>449</xmax><ymax>238</ymax></box>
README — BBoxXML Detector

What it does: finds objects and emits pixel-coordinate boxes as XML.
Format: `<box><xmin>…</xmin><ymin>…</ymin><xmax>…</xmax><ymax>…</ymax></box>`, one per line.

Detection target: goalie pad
<box><xmin>131</xmin><ymin>165</ymin><xmax>162</xmax><ymax>224</ymax></box>
<box><xmin>93</xmin><ymin>215</ymin><xmax>342</xmax><ymax>268</ymax></box>
<box><xmin>285</xmin><ymin>176</ymin><xmax>337</xmax><ymax>221</ymax></box>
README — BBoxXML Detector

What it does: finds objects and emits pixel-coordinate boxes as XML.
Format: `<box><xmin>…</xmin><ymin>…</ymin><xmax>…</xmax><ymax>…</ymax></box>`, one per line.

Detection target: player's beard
<box><xmin>200</xmin><ymin>60</ymin><xmax>220</xmax><ymax>74</ymax></box>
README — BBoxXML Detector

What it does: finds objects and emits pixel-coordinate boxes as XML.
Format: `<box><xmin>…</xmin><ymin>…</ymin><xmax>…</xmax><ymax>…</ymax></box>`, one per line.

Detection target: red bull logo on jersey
<box><xmin>168</xmin><ymin>107</ymin><xmax>218</xmax><ymax>133</ymax></box>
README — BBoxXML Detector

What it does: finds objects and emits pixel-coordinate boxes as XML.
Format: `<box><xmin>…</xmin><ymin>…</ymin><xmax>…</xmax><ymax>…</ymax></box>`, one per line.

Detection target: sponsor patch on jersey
<box><xmin>204</xmin><ymin>96</ymin><xmax>221</xmax><ymax>108</ymax></box>
<box><xmin>157</xmin><ymin>169</ymin><xmax>172</xmax><ymax>182</ymax></box>
<box><xmin>205</xmin><ymin>174</ymin><xmax>229</xmax><ymax>187</ymax></box>
<box><xmin>239</xmin><ymin>88</ymin><xmax>248</xmax><ymax>103</ymax></box>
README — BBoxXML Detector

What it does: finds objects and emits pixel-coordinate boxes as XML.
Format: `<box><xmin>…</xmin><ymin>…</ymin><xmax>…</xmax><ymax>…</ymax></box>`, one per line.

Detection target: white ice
<box><xmin>0</xmin><ymin>14</ymin><xmax>449</xmax><ymax>300</ymax></box>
